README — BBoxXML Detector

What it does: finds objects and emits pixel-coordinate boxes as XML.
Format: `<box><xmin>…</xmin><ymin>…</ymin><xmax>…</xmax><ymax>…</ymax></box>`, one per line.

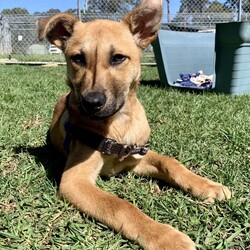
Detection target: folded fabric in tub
<box><xmin>174</xmin><ymin>70</ymin><xmax>213</xmax><ymax>90</ymax></box>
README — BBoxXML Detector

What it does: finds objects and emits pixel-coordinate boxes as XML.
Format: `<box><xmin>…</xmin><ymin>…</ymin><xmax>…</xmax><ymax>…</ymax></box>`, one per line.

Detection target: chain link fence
<box><xmin>1</xmin><ymin>0</ymin><xmax>250</xmax><ymax>62</ymax></box>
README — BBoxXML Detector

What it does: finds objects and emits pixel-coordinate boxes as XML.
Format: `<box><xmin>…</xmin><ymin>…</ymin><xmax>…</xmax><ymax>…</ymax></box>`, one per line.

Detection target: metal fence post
<box><xmin>238</xmin><ymin>0</ymin><xmax>242</xmax><ymax>22</ymax></box>
<box><xmin>77</xmin><ymin>0</ymin><xmax>81</xmax><ymax>20</ymax></box>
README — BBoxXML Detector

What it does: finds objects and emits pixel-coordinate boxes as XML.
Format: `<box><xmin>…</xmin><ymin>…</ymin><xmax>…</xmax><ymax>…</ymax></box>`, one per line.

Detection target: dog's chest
<box><xmin>100</xmin><ymin>155</ymin><xmax>141</xmax><ymax>177</ymax></box>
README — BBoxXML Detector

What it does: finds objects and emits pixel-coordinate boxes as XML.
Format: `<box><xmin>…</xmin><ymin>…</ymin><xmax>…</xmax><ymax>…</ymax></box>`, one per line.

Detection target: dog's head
<box><xmin>37</xmin><ymin>0</ymin><xmax>162</xmax><ymax>120</ymax></box>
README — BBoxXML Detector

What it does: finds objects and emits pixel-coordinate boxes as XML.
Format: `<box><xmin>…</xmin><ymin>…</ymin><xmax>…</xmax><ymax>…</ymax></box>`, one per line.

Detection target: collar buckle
<box><xmin>118</xmin><ymin>145</ymin><xmax>133</xmax><ymax>161</ymax></box>
<box><xmin>140</xmin><ymin>143</ymin><xmax>150</xmax><ymax>155</ymax></box>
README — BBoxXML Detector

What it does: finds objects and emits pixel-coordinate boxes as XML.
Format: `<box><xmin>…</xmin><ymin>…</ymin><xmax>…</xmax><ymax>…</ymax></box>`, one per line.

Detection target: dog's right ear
<box><xmin>36</xmin><ymin>13</ymin><xmax>78</xmax><ymax>50</ymax></box>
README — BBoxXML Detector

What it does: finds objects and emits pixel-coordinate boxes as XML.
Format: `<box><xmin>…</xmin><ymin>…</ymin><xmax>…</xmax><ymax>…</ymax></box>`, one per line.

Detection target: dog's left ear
<box><xmin>122</xmin><ymin>0</ymin><xmax>162</xmax><ymax>49</ymax></box>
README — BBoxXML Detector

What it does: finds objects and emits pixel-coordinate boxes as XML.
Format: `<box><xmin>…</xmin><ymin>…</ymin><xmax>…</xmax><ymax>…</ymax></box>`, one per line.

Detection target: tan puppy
<box><xmin>37</xmin><ymin>0</ymin><xmax>231</xmax><ymax>249</ymax></box>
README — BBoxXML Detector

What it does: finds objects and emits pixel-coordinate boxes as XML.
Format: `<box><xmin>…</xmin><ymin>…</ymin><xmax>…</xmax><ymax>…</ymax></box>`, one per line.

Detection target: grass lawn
<box><xmin>0</xmin><ymin>54</ymin><xmax>66</xmax><ymax>63</ymax></box>
<box><xmin>0</xmin><ymin>64</ymin><xmax>249</xmax><ymax>249</ymax></box>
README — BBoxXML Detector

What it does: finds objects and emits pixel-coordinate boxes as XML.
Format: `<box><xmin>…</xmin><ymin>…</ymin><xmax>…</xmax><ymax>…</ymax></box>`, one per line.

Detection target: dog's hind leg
<box><xmin>132</xmin><ymin>150</ymin><xmax>232</xmax><ymax>203</ymax></box>
<box><xmin>59</xmin><ymin>146</ymin><xmax>195</xmax><ymax>250</ymax></box>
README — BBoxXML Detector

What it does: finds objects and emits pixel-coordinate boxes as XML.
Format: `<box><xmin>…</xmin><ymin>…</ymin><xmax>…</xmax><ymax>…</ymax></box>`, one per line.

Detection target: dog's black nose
<box><xmin>81</xmin><ymin>92</ymin><xmax>106</xmax><ymax>113</ymax></box>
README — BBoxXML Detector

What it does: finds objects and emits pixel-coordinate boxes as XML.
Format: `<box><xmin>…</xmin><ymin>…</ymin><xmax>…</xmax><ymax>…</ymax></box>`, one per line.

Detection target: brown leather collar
<box><xmin>64</xmin><ymin>121</ymin><xmax>149</xmax><ymax>161</ymax></box>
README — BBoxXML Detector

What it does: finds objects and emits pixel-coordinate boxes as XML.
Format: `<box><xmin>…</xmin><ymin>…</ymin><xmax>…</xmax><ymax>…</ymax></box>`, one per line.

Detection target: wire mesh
<box><xmin>0</xmin><ymin>0</ymin><xmax>250</xmax><ymax>62</ymax></box>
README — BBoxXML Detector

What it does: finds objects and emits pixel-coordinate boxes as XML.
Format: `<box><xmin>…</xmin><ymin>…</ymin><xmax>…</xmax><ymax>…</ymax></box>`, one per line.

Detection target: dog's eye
<box><xmin>70</xmin><ymin>54</ymin><xmax>86</xmax><ymax>66</ymax></box>
<box><xmin>111</xmin><ymin>54</ymin><xmax>127</xmax><ymax>66</ymax></box>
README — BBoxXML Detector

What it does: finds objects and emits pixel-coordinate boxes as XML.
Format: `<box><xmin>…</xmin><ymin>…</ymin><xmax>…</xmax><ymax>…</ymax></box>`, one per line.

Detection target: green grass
<box><xmin>0</xmin><ymin>64</ymin><xmax>249</xmax><ymax>249</ymax></box>
<box><xmin>0</xmin><ymin>54</ymin><xmax>66</xmax><ymax>63</ymax></box>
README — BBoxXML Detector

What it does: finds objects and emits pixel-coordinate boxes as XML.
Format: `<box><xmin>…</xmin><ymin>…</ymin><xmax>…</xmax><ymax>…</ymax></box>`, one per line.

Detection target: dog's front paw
<box><xmin>199</xmin><ymin>181</ymin><xmax>232</xmax><ymax>203</ymax></box>
<box><xmin>144</xmin><ymin>224</ymin><xmax>196</xmax><ymax>250</ymax></box>
<box><xmin>159</xmin><ymin>228</ymin><xmax>196</xmax><ymax>250</ymax></box>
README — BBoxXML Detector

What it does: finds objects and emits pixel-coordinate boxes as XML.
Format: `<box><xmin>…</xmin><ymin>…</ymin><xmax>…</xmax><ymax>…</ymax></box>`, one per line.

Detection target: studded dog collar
<box><xmin>63</xmin><ymin>121</ymin><xmax>149</xmax><ymax>161</ymax></box>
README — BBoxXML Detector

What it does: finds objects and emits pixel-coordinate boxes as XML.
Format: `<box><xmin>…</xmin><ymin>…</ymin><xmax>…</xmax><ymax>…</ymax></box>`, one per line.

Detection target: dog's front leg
<box><xmin>133</xmin><ymin>150</ymin><xmax>232</xmax><ymax>203</ymax></box>
<box><xmin>59</xmin><ymin>146</ymin><xmax>195</xmax><ymax>250</ymax></box>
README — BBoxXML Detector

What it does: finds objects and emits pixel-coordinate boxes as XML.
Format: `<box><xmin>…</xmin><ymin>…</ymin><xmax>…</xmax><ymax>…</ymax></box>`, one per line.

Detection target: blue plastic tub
<box><xmin>152</xmin><ymin>30</ymin><xmax>215</xmax><ymax>89</ymax></box>
<box><xmin>215</xmin><ymin>22</ymin><xmax>250</xmax><ymax>94</ymax></box>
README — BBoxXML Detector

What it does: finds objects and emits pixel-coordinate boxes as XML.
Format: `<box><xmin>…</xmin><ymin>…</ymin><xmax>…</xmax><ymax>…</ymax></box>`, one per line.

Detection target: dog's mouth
<box><xmin>78</xmin><ymin>101</ymin><xmax>125</xmax><ymax>120</ymax></box>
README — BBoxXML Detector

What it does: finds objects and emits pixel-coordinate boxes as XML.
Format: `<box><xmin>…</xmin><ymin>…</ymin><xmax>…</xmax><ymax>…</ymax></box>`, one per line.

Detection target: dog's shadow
<box><xmin>14</xmin><ymin>143</ymin><xmax>66</xmax><ymax>187</ymax></box>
